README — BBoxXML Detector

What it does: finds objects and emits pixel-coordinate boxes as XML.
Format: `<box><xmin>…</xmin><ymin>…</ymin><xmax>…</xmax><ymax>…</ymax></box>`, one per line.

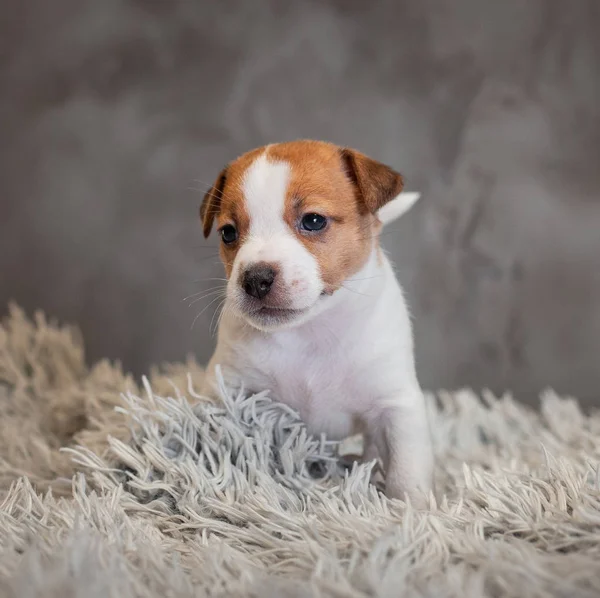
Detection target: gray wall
<box><xmin>1</xmin><ymin>0</ymin><xmax>599</xmax><ymax>404</ymax></box>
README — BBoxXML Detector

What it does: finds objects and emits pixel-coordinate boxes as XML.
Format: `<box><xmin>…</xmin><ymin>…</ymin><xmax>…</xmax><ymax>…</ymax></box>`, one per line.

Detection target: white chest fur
<box><xmin>204</xmin><ymin>251</ymin><xmax>419</xmax><ymax>440</ymax></box>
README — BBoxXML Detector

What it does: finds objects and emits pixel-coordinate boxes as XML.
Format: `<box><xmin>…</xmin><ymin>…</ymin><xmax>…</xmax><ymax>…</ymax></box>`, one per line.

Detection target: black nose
<box><xmin>242</xmin><ymin>264</ymin><xmax>276</xmax><ymax>299</ymax></box>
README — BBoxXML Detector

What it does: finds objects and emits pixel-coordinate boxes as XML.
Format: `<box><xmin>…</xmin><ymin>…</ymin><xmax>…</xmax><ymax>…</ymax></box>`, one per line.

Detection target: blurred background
<box><xmin>1</xmin><ymin>0</ymin><xmax>599</xmax><ymax>404</ymax></box>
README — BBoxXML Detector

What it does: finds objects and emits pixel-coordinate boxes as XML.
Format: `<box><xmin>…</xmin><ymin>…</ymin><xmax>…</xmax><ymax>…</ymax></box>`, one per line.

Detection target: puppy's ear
<box><xmin>199</xmin><ymin>168</ymin><xmax>227</xmax><ymax>238</ymax></box>
<box><xmin>340</xmin><ymin>148</ymin><xmax>404</xmax><ymax>213</ymax></box>
<box><xmin>378</xmin><ymin>192</ymin><xmax>421</xmax><ymax>225</ymax></box>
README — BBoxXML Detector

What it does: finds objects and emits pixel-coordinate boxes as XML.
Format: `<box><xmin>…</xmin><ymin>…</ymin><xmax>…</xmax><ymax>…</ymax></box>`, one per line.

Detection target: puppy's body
<box><xmin>200</xmin><ymin>141</ymin><xmax>433</xmax><ymax>506</ymax></box>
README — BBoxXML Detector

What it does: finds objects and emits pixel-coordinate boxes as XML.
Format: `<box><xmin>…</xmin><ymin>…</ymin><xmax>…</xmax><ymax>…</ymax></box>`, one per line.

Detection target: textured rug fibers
<box><xmin>1</xmin><ymin>304</ymin><xmax>600</xmax><ymax>597</ymax></box>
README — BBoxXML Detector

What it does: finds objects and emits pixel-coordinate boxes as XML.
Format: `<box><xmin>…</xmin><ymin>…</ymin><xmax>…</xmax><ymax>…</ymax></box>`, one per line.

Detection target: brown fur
<box><xmin>200</xmin><ymin>147</ymin><xmax>263</xmax><ymax>276</ymax></box>
<box><xmin>199</xmin><ymin>140</ymin><xmax>403</xmax><ymax>287</ymax></box>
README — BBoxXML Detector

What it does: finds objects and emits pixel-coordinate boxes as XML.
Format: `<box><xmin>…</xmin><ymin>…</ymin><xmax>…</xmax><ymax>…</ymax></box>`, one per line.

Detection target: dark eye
<box><xmin>300</xmin><ymin>213</ymin><xmax>327</xmax><ymax>232</ymax></box>
<box><xmin>220</xmin><ymin>224</ymin><xmax>238</xmax><ymax>245</ymax></box>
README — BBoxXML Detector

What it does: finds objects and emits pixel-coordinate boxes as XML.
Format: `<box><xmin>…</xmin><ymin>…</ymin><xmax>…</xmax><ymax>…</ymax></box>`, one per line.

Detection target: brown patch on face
<box><xmin>199</xmin><ymin>140</ymin><xmax>403</xmax><ymax>286</ymax></box>
<box><xmin>200</xmin><ymin>147</ymin><xmax>264</xmax><ymax>277</ymax></box>
<box><xmin>266</xmin><ymin>141</ymin><xmax>402</xmax><ymax>293</ymax></box>
<box><xmin>252</xmin><ymin>141</ymin><xmax>373</xmax><ymax>292</ymax></box>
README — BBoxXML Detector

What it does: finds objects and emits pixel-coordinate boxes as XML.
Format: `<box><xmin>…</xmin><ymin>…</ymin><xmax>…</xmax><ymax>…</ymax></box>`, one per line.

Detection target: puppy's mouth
<box><xmin>255</xmin><ymin>306</ymin><xmax>305</xmax><ymax>317</ymax></box>
<box><xmin>240</xmin><ymin>298</ymin><xmax>321</xmax><ymax>328</ymax></box>
<box><xmin>247</xmin><ymin>304</ymin><xmax>310</xmax><ymax>326</ymax></box>
<box><xmin>233</xmin><ymin>281</ymin><xmax>332</xmax><ymax>329</ymax></box>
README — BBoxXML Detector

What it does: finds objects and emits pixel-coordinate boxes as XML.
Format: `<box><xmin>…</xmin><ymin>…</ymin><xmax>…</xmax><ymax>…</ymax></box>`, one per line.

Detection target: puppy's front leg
<box><xmin>372</xmin><ymin>393</ymin><xmax>434</xmax><ymax>508</ymax></box>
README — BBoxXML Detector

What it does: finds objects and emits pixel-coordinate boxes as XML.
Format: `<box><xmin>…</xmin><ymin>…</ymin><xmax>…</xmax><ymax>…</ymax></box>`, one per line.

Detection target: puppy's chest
<box><xmin>240</xmin><ymin>337</ymin><xmax>369</xmax><ymax>439</ymax></box>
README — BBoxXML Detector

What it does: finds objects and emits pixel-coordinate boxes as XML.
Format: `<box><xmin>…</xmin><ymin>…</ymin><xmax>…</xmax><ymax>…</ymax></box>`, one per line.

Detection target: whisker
<box><xmin>378</xmin><ymin>229</ymin><xmax>401</xmax><ymax>240</ymax></box>
<box><xmin>191</xmin><ymin>294</ymin><xmax>226</xmax><ymax>330</ymax></box>
<box><xmin>340</xmin><ymin>284</ymin><xmax>373</xmax><ymax>297</ymax></box>
<box><xmin>186</xmin><ymin>289</ymin><xmax>226</xmax><ymax>308</ymax></box>
<box><xmin>345</xmin><ymin>274</ymin><xmax>383</xmax><ymax>283</ymax></box>
<box><xmin>213</xmin><ymin>301</ymin><xmax>233</xmax><ymax>337</ymax></box>
<box><xmin>209</xmin><ymin>298</ymin><xmax>228</xmax><ymax>336</ymax></box>
<box><xmin>193</xmin><ymin>178</ymin><xmax>226</xmax><ymax>193</ymax></box>
<box><xmin>183</xmin><ymin>285</ymin><xmax>226</xmax><ymax>302</ymax></box>
<box><xmin>188</xmin><ymin>186</ymin><xmax>206</xmax><ymax>194</ymax></box>
<box><xmin>189</xmin><ymin>272</ymin><xmax>229</xmax><ymax>284</ymax></box>
<box><xmin>187</xmin><ymin>277</ymin><xmax>229</xmax><ymax>285</ymax></box>
<box><xmin>198</xmin><ymin>185</ymin><xmax>236</xmax><ymax>206</ymax></box>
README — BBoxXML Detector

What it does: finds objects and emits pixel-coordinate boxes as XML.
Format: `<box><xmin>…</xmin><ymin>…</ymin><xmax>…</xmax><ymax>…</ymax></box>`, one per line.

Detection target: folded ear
<box><xmin>340</xmin><ymin>148</ymin><xmax>404</xmax><ymax>213</ymax></box>
<box><xmin>199</xmin><ymin>168</ymin><xmax>227</xmax><ymax>238</ymax></box>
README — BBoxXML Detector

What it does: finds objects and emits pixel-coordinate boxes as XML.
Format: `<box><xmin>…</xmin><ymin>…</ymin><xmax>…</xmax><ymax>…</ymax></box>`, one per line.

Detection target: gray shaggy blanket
<box><xmin>1</xmin><ymin>305</ymin><xmax>599</xmax><ymax>597</ymax></box>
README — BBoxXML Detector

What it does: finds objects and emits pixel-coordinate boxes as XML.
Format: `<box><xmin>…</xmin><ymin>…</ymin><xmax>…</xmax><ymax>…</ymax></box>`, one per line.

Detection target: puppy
<box><xmin>199</xmin><ymin>140</ymin><xmax>433</xmax><ymax>507</ymax></box>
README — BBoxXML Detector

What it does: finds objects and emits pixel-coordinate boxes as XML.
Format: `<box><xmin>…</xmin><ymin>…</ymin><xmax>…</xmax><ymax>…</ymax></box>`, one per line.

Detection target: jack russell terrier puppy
<box><xmin>199</xmin><ymin>140</ymin><xmax>434</xmax><ymax>507</ymax></box>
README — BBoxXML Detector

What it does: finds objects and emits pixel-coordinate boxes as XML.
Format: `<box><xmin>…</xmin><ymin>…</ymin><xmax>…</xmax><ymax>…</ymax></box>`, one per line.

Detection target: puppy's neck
<box><xmin>325</xmin><ymin>244</ymin><xmax>387</xmax><ymax>310</ymax></box>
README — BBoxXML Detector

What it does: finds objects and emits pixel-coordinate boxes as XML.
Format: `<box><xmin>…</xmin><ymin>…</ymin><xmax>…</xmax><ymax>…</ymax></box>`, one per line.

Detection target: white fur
<box><xmin>378</xmin><ymin>192</ymin><xmax>421</xmax><ymax>225</ymax></box>
<box><xmin>203</xmin><ymin>156</ymin><xmax>434</xmax><ymax>506</ymax></box>
<box><xmin>228</xmin><ymin>154</ymin><xmax>326</xmax><ymax>329</ymax></box>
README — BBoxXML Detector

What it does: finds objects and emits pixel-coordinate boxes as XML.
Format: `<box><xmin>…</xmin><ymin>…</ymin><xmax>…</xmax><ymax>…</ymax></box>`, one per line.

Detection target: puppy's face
<box><xmin>200</xmin><ymin>141</ymin><xmax>403</xmax><ymax>331</ymax></box>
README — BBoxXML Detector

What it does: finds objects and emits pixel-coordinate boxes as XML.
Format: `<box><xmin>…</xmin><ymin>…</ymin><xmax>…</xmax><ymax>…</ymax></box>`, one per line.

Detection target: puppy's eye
<box><xmin>220</xmin><ymin>224</ymin><xmax>238</xmax><ymax>245</ymax></box>
<box><xmin>300</xmin><ymin>213</ymin><xmax>327</xmax><ymax>232</ymax></box>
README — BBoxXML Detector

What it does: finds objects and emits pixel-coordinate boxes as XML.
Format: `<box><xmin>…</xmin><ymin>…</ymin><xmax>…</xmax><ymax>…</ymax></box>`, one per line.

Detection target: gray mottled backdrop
<box><xmin>1</xmin><ymin>0</ymin><xmax>599</xmax><ymax>404</ymax></box>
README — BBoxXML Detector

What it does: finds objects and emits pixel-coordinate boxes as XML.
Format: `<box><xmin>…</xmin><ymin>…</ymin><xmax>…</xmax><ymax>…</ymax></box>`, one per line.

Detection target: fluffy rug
<box><xmin>1</xmin><ymin>305</ymin><xmax>600</xmax><ymax>597</ymax></box>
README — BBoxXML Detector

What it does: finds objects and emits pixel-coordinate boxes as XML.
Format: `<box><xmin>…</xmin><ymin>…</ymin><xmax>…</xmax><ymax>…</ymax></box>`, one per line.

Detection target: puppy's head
<box><xmin>200</xmin><ymin>140</ymin><xmax>403</xmax><ymax>331</ymax></box>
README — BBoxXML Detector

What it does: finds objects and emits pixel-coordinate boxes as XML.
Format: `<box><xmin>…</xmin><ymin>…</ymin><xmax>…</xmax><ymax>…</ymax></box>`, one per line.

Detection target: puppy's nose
<box><xmin>242</xmin><ymin>263</ymin><xmax>276</xmax><ymax>299</ymax></box>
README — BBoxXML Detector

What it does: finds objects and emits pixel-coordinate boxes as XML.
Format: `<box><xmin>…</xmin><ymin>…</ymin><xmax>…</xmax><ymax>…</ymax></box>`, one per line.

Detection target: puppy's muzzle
<box><xmin>241</xmin><ymin>263</ymin><xmax>277</xmax><ymax>300</ymax></box>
